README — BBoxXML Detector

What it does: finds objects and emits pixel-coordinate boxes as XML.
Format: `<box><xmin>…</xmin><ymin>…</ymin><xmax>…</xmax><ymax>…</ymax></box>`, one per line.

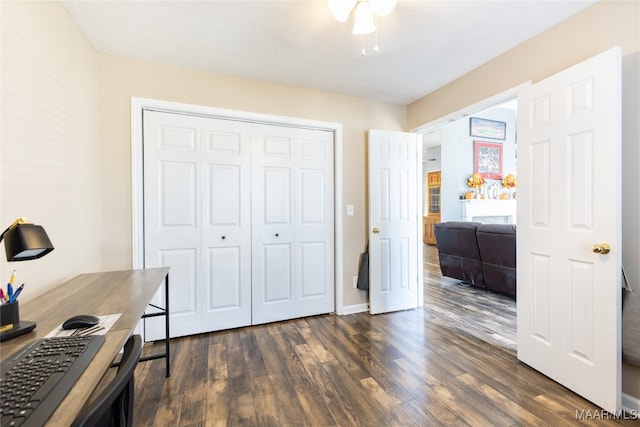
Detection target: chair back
<box><xmin>72</xmin><ymin>334</ymin><xmax>142</xmax><ymax>427</ymax></box>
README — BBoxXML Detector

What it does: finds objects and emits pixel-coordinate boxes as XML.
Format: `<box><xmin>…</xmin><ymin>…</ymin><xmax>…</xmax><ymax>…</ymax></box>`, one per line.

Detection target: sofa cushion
<box><xmin>433</xmin><ymin>221</ymin><xmax>484</xmax><ymax>287</ymax></box>
<box><xmin>475</xmin><ymin>224</ymin><xmax>516</xmax><ymax>297</ymax></box>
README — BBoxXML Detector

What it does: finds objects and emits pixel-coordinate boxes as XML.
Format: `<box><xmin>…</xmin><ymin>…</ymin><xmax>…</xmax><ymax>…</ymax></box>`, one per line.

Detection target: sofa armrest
<box><xmin>476</xmin><ymin>224</ymin><xmax>516</xmax><ymax>297</ymax></box>
<box><xmin>434</xmin><ymin>221</ymin><xmax>484</xmax><ymax>287</ymax></box>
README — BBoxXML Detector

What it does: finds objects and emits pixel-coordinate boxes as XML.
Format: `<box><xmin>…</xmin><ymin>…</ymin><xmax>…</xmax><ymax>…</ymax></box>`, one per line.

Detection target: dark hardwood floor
<box><xmin>422</xmin><ymin>243</ymin><xmax>517</xmax><ymax>352</ymax></box>
<box><xmin>132</xmin><ymin>245</ymin><xmax>636</xmax><ymax>426</ymax></box>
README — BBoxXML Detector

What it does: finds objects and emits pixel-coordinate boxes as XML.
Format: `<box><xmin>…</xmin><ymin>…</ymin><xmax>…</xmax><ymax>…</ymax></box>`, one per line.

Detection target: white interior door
<box><xmin>368</xmin><ymin>129</ymin><xmax>419</xmax><ymax>314</ymax></box>
<box><xmin>143</xmin><ymin>111</ymin><xmax>252</xmax><ymax>339</ymax></box>
<box><xmin>251</xmin><ymin>124</ymin><xmax>334</xmax><ymax>324</ymax></box>
<box><xmin>143</xmin><ymin>111</ymin><xmax>203</xmax><ymax>339</ymax></box>
<box><xmin>201</xmin><ymin>118</ymin><xmax>252</xmax><ymax>332</ymax></box>
<box><xmin>517</xmin><ymin>47</ymin><xmax>621</xmax><ymax>412</ymax></box>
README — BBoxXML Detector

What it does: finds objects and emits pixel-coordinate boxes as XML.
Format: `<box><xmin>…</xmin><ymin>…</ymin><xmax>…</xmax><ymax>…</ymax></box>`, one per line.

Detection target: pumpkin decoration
<box><xmin>466</xmin><ymin>172</ymin><xmax>484</xmax><ymax>189</ymax></box>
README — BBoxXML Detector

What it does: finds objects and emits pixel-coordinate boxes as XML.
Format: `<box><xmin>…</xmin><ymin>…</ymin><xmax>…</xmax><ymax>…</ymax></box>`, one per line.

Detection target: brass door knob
<box><xmin>592</xmin><ymin>243</ymin><xmax>611</xmax><ymax>255</ymax></box>
<box><xmin>372</xmin><ymin>227</ymin><xmax>380</xmax><ymax>234</ymax></box>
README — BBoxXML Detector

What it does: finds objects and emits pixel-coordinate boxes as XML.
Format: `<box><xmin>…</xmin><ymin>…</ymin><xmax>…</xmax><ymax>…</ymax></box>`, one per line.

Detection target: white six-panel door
<box><xmin>143</xmin><ymin>111</ymin><xmax>253</xmax><ymax>339</ymax></box>
<box><xmin>517</xmin><ymin>47</ymin><xmax>621</xmax><ymax>412</ymax></box>
<box><xmin>368</xmin><ymin>129</ymin><xmax>419</xmax><ymax>314</ymax></box>
<box><xmin>251</xmin><ymin>124</ymin><xmax>334</xmax><ymax>324</ymax></box>
<box><xmin>143</xmin><ymin>110</ymin><xmax>334</xmax><ymax>338</ymax></box>
<box><xmin>201</xmin><ymin>119</ymin><xmax>253</xmax><ymax>332</ymax></box>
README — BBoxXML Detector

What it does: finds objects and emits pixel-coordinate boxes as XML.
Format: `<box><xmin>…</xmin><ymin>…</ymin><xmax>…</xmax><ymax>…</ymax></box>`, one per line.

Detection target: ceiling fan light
<box><xmin>352</xmin><ymin>2</ymin><xmax>376</xmax><ymax>35</ymax></box>
<box><xmin>370</xmin><ymin>0</ymin><xmax>397</xmax><ymax>17</ymax></box>
<box><xmin>327</xmin><ymin>0</ymin><xmax>357</xmax><ymax>23</ymax></box>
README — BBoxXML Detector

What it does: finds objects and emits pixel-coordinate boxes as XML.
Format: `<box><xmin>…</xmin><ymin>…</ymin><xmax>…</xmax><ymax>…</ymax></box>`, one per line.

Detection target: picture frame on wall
<box><xmin>469</xmin><ymin>117</ymin><xmax>506</xmax><ymax>140</ymax></box>
<box><xmin>474</xmin><ymin>141</ymin><xmax>502</xmax><ymax>179</ymax></box>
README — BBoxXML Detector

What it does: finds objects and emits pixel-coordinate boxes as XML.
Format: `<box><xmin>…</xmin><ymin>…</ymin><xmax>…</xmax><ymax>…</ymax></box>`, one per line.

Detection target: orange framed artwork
<box><xmin>474</xmin><ymin>141</ymin><xmax>502</xmax><ymax>179</ymax></box>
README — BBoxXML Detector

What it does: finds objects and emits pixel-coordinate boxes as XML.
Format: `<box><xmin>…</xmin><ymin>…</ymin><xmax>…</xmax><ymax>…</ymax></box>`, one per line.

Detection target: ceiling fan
<box><xmin>327</xmin><ymin>0</ymin><xmax>398</xmax><ymax>35</ymax></box>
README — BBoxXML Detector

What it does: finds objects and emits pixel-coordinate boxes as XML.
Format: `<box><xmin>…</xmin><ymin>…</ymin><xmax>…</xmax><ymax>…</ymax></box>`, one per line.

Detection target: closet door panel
<box><xmin>299</xmin><ymin>242</ymin><xmax>326</xmax><ymax>298</ymax></box>
<box><xmin>144</xmin><ymin>111</ymin><xmax>203</xmax><ymax>339</ymax></box>
<box><xmin>253</xmin><ymin>125</ymin><xmax>334</xmax><ymax>323</ymax></box>
<box><xmin>295</xmin><ymin>129</ymin><xmax>334</xmax><ymax>316</ymax></box>
<box><xmin>159</xmin><ymin>248</ymin><xmax>200</xmax><ymax>337</ymax></box>
<box><xmin>202</xmin><ymin>119</ymin><xmax>252</xmax><ymax>331</ymax></box>
<box><xmin>263</xmin><ymin>243</ymin><xmax>293</xmax><ymax>302</ymax></box>
<box><xmin>252</xmin><ymin>126</ymin><xmax>296</xmax><ymax>324</ymax></box>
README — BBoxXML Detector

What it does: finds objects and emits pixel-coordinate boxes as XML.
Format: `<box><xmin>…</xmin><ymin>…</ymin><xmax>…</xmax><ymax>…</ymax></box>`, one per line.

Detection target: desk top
<box><xmin>0</xmin><ymin>268</ymin><xmax>169</xmax><ymax>426</ymax></box>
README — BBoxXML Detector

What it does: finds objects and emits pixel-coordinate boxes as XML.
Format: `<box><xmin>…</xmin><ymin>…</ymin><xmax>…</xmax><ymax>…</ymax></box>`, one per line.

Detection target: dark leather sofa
<box><xmin>432</xmin><ymin>221</ymin><xmax>484</xmax><ymax>287</ymax></box>
<box><xmin>433</xmin><ymin>221</ymin><xmax>516</xmax><ymax>298</ymax></box>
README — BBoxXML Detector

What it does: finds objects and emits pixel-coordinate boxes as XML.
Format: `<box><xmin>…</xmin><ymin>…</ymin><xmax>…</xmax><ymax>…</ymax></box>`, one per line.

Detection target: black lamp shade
<box><xmin>4</xmin><ymin>224</ymin><xmax>54</xmax><ymax>261</ymax></box>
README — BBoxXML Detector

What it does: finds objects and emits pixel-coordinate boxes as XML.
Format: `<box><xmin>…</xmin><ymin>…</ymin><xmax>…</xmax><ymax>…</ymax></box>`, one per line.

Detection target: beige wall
<box><xmin>0</xmin><ymin>1</ymin><xmax>101</xmax><ymax>300</ymax></box>
<box><xmin>97</xmin><ymin>55</ymin><xmax>406</xmax><ymax>308</ymax></box>
<box><xmin>408</xmin><ymin>0</ymin><xmax>640</xmax><ymax>403</ymax></box>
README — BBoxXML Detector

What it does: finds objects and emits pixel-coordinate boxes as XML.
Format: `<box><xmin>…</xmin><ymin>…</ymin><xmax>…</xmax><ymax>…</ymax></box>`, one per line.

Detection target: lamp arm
<box><xmin>0</xmin><ymin>218</ymin><xmax>29</xmax><ymax>243</ymax></box>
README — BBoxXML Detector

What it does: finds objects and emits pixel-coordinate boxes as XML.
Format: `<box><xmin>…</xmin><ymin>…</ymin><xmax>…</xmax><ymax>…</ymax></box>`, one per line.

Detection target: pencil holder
<box><xmin>0</xmin><ymin>301</ymin><xmax>20</xmax><ymax>326</ymax></box>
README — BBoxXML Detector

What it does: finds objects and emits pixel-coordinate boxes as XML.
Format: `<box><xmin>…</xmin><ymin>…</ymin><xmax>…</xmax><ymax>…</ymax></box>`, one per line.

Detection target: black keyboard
<box><xmin>0</xmin><ymin>335</ymin><xmax>105</xmax><ymax>427</ymax></box>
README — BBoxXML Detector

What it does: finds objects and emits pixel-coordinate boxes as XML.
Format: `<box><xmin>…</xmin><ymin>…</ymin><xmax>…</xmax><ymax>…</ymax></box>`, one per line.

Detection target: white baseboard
<box><xmin>341</xmin><ymin>303</ymin><xmax>369</xmax><ymax>315</ymax></box>
<box><xmin>622</xmin><ymin>392</ymin><xmax>640</xmax><ymax>414</ymax></box>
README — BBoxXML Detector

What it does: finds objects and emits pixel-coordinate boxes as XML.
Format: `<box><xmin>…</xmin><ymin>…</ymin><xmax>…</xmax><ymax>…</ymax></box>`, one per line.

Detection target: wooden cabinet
<box><xmin>424</xmin><ymin>171</ymin><xmax>441</xmax><ymax>245</ymax></box>
<box><xmin>427</xmin><ymin>170</ymin><xmax>441</xmax><ymax>186</ymax></box>
<box><xmin>423</xmin><ymin>213</ymin><xmax>441</xmax><ymax>245</ymax></box>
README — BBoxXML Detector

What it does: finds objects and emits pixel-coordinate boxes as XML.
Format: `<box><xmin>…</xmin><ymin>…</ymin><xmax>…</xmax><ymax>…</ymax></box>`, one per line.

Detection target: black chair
<box><xmin>72</xmin><ymin>334</ymin><xmax>143</xmax><ymax>427</ymax></box>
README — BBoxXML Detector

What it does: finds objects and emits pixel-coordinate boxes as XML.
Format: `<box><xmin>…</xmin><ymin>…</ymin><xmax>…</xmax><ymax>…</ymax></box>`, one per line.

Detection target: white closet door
<box><xmin>251</xmin><ymin>125</ymin><xmax>334</xmax><ymax>324</ymax></box>
<box><xmin>144</xmin><ymin>110</ymin><xmax>334</xmax><ymax>336</ymax></box>
<box><xmin>201</xmin><ymin>118</ymin><xmax>252</xmax><ymax>331</ymax></box>
<box><xmin>143</xmin><ymin>111</ymin><xmax>203</xmax><ymax>339</ymax></box>
<box><xmin>144</xmin><ymin>111</ymin><xmax>252</xmax><ymax>338</ymax></box>
<box><xmin>294</xmin><ymin>128</ymin><xmax>334</xmax><ymax>318</ymax></box>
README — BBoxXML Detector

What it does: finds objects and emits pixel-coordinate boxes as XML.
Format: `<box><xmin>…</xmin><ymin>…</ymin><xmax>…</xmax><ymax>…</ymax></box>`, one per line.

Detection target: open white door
<box><xmin>368</xmin><ymin>129</ymin><xmax>419</xmax><ymax>314</ymax></box>
<box><xmin>517</xmin><ymin>47</ymin><xmax>621</xmax><ymax>412</ymax></box>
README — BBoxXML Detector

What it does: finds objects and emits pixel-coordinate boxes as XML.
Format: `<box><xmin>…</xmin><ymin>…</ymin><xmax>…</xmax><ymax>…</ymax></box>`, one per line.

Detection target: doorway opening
<box><xmin>413</xmin><ymin>85</ymin><xmax>524</xmax><ymax>352</ymax></box>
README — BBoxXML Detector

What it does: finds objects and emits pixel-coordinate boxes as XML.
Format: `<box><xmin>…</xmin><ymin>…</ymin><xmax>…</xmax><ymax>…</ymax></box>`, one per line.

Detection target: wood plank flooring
<box><xmin>132</xmin><ymin>245</ymin><xmax>636</xmax><ymax>426</ymax></box>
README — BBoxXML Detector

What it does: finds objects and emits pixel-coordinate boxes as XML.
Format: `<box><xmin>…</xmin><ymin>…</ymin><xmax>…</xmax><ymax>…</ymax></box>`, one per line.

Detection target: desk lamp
<box><xmin>0</xmin><ymin>217</ymin><xmax>54</xmax><ymax>341</ymax></box>
<box><xmin>0</xmin><ymin>217</ymin><xmax>54</xmax><ymax>261</ymax></box>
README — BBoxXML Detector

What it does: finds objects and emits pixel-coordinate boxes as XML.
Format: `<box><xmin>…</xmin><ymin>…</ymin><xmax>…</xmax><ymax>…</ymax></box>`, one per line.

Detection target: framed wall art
<box><xmin>474</xmin><ymin>141</ymin><xmax>502</xmax><ymax>179</ymax></box>
<box><xmin>469</xmin><ymin>117</ymin><xmax>506</xmax><ymax>140</ymax></box>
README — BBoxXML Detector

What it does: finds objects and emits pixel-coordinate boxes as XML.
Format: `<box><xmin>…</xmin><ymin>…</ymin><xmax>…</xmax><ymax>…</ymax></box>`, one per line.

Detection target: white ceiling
<box><xmin>61</xmin><ymin>0</ymin><xmax>595</xmax><ymax>105</ymax></box>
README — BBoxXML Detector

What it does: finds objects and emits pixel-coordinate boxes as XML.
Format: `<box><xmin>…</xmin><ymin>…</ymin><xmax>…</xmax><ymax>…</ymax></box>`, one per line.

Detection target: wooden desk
<box><xmin>0</xmin><ymin>268</ymin><xmax>170</xmax><ymax>426</ymax></box>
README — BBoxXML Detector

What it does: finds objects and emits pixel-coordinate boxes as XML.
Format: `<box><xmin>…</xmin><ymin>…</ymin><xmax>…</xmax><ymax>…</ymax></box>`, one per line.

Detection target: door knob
<box><xmin>372</xmin><ymin>227</ymin><xmax>380</xmax><ymax>234</ymax></box>
<box><xmin>592</xmin><ymin>243</ymin><xmax>611</xmax><ymax>255</ymax></box>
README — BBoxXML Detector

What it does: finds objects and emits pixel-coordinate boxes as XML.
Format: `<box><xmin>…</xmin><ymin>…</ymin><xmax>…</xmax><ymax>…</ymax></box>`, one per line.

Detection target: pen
<box><xmin>7</xmin><ymin>284</ymin><xmax>13</xmax><ymax>303</ymax></box>
<box><xmin>79</xmin><ymin>325</ymin><xmax>104</xmax><ymax>336</ymax></box>
<box><xmin>0</xmin><ymin>289</ymin><xmax>5</xmax><ymax>303</ymax></box>
<box><xmin>11</xmin><ymin>284</ymin><xmax>24</xmax><ymax>302</ymax></box>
